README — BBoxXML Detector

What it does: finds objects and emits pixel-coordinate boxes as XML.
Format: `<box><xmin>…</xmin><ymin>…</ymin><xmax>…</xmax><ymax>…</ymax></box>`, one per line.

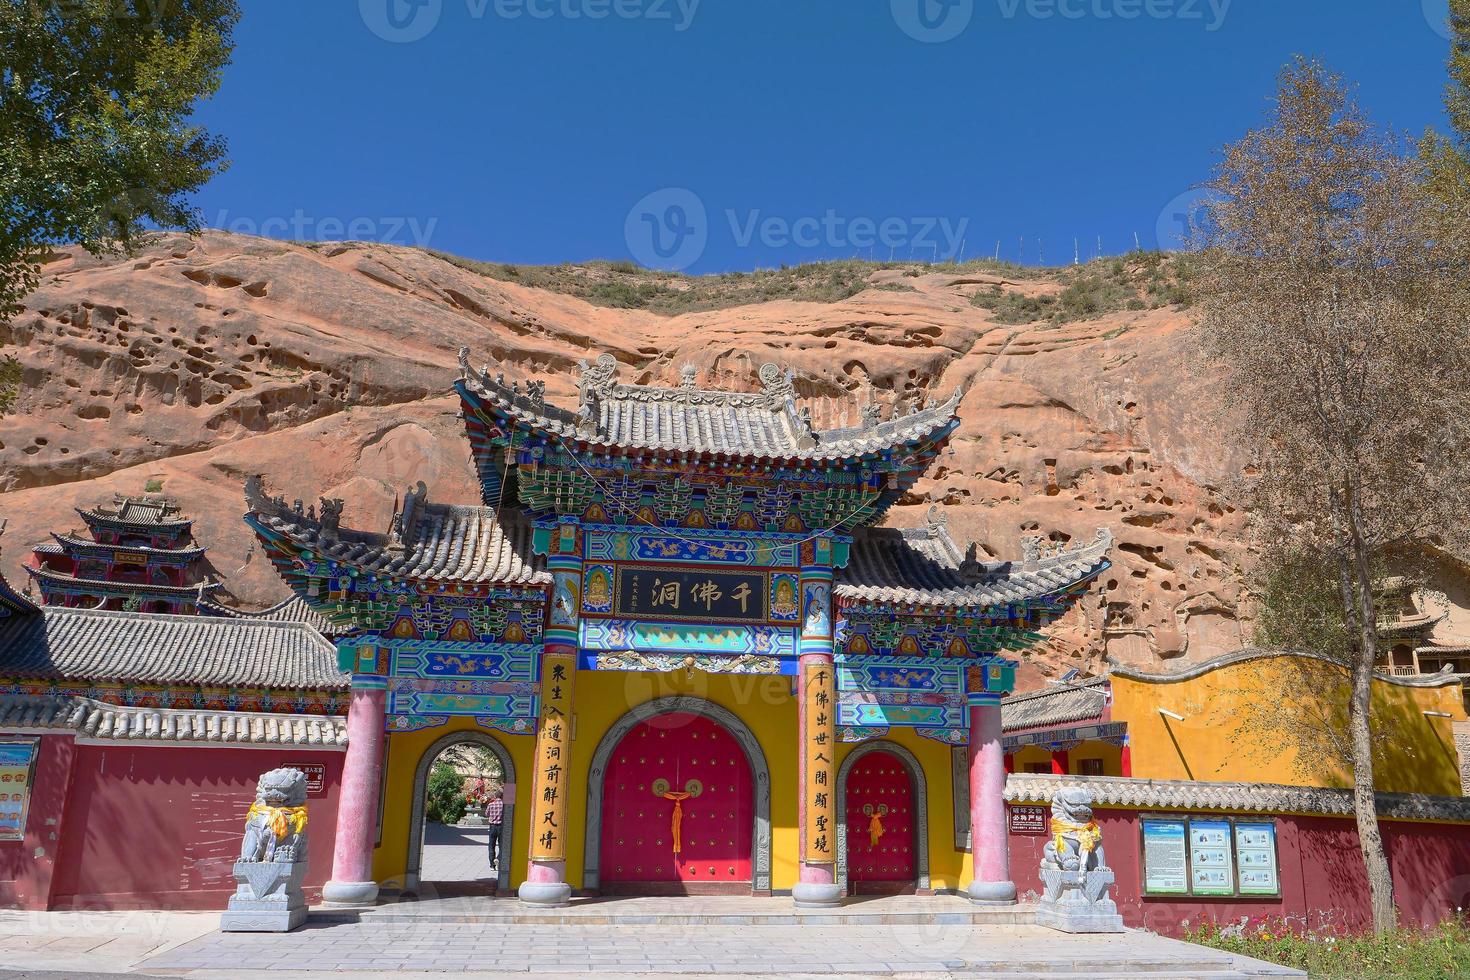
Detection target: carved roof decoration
<box><xmin>0</xmin><ymin>694</ymin><xmax>348</xmax><ymax>747</ymax></box>
<box><xmin>1005</xmin><ymin>772</ymin><xmax>1470</xmax><ymax>822</ymax></box>
<box><xmin>457</xmin><ymin>348</ymin><xmax>964</xmax><ymax>462</ymax></box>
<box><xmin>198</xmin><ymin>594</ymin><xmax>352</xmax><ymax>638</ymax></box>
<box><xmin>838</xmin><ymin>518</ymin><xmax>1113</xmax><ymax>611</ymax></box>
<box><xmin>0</xmin><ymin>606</ymin><xmax>346</xmax><ymax>690</ymax></box>
<box><xmin>1001</xmin><ymin>677</ymin><xmax>1110</xmax><ymax>732</ymax></box>
<box><xmin>245</xmin><ymin>477</ymin><xmax>549</xmax><ymax>587</ymax></box>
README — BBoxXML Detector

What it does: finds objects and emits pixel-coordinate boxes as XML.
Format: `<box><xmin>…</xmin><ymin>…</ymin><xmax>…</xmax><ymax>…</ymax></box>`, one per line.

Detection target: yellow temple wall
<box><xmin>370</xmin><ymin>667</ymin><xmax>970</xmax><ymax>893</ymax></box>
<box><xmin>1111</xmin><ymin>652</ymin><xmax>1468</xmax><ymax>795</ymax></box>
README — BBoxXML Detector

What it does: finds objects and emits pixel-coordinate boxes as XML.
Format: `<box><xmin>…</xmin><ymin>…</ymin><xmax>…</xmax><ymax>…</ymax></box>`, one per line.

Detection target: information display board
<box><xmin>1141</xmin><ymin>818</ymin><xmax>1189</xmax><ymax>895</ymax></box>
<box><xmin>0</xmin><ymin>740</ymin><xmax>38</xmax><ymax>841</ymax></box>
<box><xmin>1234</xmin><ymin>822</ymin><xmax>1281</xmax><ymax>895</ymax></box>
<box><xmin>1141</xmin><ymin>814</ymin><xmax>1281</xmax><ymax>899</ymax></box>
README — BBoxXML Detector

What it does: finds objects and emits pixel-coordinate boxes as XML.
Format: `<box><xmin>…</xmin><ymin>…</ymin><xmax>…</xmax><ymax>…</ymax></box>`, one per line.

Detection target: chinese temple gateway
<box><xmin>246</xmin><ymin>351</ymin><xmax>1113</xmax><ymax>906</ymax></box>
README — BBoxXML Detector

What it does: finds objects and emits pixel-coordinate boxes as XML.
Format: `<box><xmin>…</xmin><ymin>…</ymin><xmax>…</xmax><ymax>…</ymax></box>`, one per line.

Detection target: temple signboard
<box><xmin>802</xmin><ymin>661</ymin><xmax>837</xmax><ymax>864</ymax></box>
<box><xmin>611</xmin><ymin>565</ymin><xmax>771</xmax><ymax>623</ymax></box>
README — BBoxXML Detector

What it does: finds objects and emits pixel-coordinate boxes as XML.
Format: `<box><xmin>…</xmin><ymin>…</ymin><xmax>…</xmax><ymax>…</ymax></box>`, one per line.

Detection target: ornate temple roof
<box><xmin>47</xmin><ymin>531</ymin><xmax>208</xmax><ymax>562</ymax></box>
<box><xmin>198</xmin><ymin>594</ymin><xmax>351</xmax><ymax>638</ymax></box>
<box><xmin>245</xmin><ymin>478</ymin><xmax>549</xmax><ymax>587</ymax></box>
<box><xmin>0</xmin><ymin>521</ymin><xmax>38</xmax><ymax>617</ymax></box>
<box><xmin>77</xmin><ymin>494</ymin><xmax>192</xmax><ymax>531</ymax></box>
<box><xmin>838</xmin><ymin>510</ymin><xmax>1112</xmax><ymax>610</ymax></box>
<box><xmin>458</xmin><ymin>349</ymin><xmax>964</xmax><ymax>462</ymax></box>
<box><xmin>1001</xmin><ymin>677</ymin><xmax>1110</xmax><ymax>732</ymax></box>
<box><xmin>0</xmin><ymin>694</ymin><xmax>348</xmax><ymax>747</ymax></box>
<box><xmin>23</xmin><ymin>565</ymin><xmax>222</xmax><ymax>600</ymax></box>
<box><xmin>0</xmin><ymin>606</ymin><xmax>346</xmax><ymax>690</ymax></box>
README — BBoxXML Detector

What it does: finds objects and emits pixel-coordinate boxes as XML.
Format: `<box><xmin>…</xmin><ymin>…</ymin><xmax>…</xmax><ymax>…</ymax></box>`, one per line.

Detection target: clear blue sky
<box><xmin>190</xmin><ymin>1</ymin><xmax>1459</xmax><ymax>272</ymax></box>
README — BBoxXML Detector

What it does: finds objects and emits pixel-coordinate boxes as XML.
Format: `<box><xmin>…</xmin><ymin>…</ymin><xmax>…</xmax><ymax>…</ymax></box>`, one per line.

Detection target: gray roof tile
<box><xmin>0</xmin><ymin>693</ymin><xmax>348</xmax><ymax>746</ymax></box>
<box><xmin>1001</xmin><ymin>678</ymin><xmax>1110</xmax><ymax>731</ymax></box>
<box><xmin>246</xmin><ymin>480</ymin><xmax>549</xmax><ymax>587</ymax></box>
<box><xmin>0</xmin><ymin>607</ymin><xmax>346</xmax><ymax>690</ymax></box>
<box><xmin>198</xmin><ymin>595</ymin><xmax>351</xmax><ymax>637</ymax></box>
<box><xmin>839</xmin><ymin>515</ymin><xmax>1112</xmax><ymax>609</ymax></box>
<box><xmin>459</xmin><ymin>349</ymin><xmax>963</xmax><ymax>461</ymax></box>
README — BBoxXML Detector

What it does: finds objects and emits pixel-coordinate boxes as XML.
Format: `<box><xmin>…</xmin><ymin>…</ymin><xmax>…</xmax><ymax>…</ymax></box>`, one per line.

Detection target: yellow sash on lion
<box><xmin>1051</xmin><ymin>818</ymin><xmax>1101</xmax><ymax>855</ymax></box>
<box><xmin>248</xmin><ymin>802</ymin><xmax>309</xmax><ymax>840</ymax></box>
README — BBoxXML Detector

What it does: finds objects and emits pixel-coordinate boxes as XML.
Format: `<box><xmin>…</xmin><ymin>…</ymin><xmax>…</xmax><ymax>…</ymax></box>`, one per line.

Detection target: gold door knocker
<box><xmin>652</xmin><ymin>779</ymin><xmax>703</xmax><ymax>857</ymax></box>
<box><xmin>862</xmin><ymin>803</ymin><xmax>889</xmax><ymax>847</ymax></box>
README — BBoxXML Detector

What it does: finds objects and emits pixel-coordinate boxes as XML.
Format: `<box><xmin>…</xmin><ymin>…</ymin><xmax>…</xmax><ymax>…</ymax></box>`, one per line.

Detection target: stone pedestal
<box><xmin>222</xmin><ymin>859</ymin><xmax>308</xmax><ymax>932</ymax></box>
<box><xmin>1035</xmin><ymin>868</ymin><xmax>1125</xmax><ymax>933</ymax></box>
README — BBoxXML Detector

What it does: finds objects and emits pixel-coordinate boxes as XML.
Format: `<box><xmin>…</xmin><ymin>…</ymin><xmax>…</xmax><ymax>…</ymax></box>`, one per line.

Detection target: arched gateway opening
<box><xmin>405</xmin><ymin>730</ymin><xmax>516</xmax><ymax>896</ymax></box>
<box><xmin>585</xmin><ymin>697</ymin><xmax>772</xmax><ymax>895</ymax></box>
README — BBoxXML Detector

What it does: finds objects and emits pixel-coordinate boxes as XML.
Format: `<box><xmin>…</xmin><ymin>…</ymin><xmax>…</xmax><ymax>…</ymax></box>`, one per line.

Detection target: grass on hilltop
<box><xmin>423</xmin><ymin>248</ymin><xmax>1193</xmax><ymax>320</ymax></box>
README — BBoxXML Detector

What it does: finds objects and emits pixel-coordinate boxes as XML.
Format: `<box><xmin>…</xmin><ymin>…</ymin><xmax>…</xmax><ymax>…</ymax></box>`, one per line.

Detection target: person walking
<box><xmin>484</xmin><ymin>786</ymin><xmax>505</xmax><ymax>871</ymax></box>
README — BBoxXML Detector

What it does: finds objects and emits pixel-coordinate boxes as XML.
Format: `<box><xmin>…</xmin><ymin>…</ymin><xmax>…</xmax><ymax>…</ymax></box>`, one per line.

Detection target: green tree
<box><xmin>0</xmin><ymin>0</ymin><xmax>238</xmax><ymax>411</ymax></box>
<box><xmin>1195</xmin><ymin>59</ymin><xmax>1470</xmax><ymax>933</ymax></box>
<box><xmin>425</xmin><ymin>761</ymin><xmax>467</xmax><ymax>825</ymax></box>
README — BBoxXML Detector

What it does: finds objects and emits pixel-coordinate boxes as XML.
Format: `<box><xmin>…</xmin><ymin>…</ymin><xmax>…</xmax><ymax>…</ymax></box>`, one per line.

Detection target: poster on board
<box><xmin>0</xmin><ymin>741</ymin><xmax>37</xmax><ymax>842</ymax></box>
<box><xmin>1141</xmin><ymin>818</ymin><xmax>1189</xmax><ymax>895</ymax></box>
<box><xmin>1189</xmin><ymin>819</ymin><xmax>1236</xmax><ymax>896</ymax></box>
<box><xmin>1235</xmin><ymin>822</ymin><xmax>1280</xmax><ymax>895</ymax></box>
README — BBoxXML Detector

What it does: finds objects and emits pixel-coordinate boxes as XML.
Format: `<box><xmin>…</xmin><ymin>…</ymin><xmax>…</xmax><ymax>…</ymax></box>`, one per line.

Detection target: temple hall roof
<box><xmin>458</xmin><ymin>349</ymin><xmax>964</xmax><ymax>462</ymax></box>
<box><xmin>23</xmin><ymin>565</ymin><xmax>222</xmax><ymax>599</ymax></box>
<box><xmin>1001</xmin><ymin>677</ymin><xmax>1110</xmax><ymax>732</ymax></box>
<box><xmin>245</xmin><ymin>478</ymin><xmax>549</xmax><ymax>587</ymax></box>
<box><xmin>0</xmin><ymin>606</ymin><xmax>346</xmax><ymax>690</ymax></box>
<box><xmin>78</xmin><ymin>494</ymin><xmax>191</xmax><ymax>530</ymax></box>
<box><xmin>198</xmin><ymin>594</ymin><xmax>352</xmax><ymax>638</ymax></box>
<box><xmin>0</xmin><ymin>521</ymin><xmax>38</xmax><ymax>617</ymax></box>
<box><xmin>48</xmin><ymin>531</ymin><xmax>208</xmax><ymax>562</ymax></box>
<box><xmin>838</xmin><ymin>510</ymin><xmax>1112</xmax><ymax>610</ymax></box>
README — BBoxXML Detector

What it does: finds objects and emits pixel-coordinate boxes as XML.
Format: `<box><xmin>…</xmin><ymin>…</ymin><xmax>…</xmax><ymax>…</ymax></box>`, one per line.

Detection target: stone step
<box><xmin>313</xmin><ymin>904</ymin><xmax>1037</xmax><ymax>926</ymax></box>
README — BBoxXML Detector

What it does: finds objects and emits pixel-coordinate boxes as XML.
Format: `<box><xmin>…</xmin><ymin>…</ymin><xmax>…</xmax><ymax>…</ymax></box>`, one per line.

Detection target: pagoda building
<box><xmin>26</xmin><ymin>495</ymin><xmax>220</xmax><ymax>615</ymax></box>
<box><xmin>245</xmin><ymin>350</ymin><xmax>1111</xmax><ymax>908</ymax></box>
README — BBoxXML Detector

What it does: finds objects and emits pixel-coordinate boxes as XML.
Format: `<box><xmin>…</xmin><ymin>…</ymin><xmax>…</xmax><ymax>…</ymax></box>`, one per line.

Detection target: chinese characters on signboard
<box><xmin>528</xmin><ymin>652</ymin><xmax>576</xmax><ymax>861</ymax></box>
<box><xmin>285</xmin><ymin>763</ymin><xmax>326</xmax><ymax>797</ymax></box>
<box><xmin>802</xmin><ymin>661</ymin><xmax>836</xmax><ymax>864</ymax></box>
<box><xmin>1008</xmin><ymin>804</ymin><xmax>1048</xmax><ymax>835</ymax></box>
<box><xmin>1141</xmin><ymin>818</ymin><xmax>1189</xmax><ymax>895</ymax></box>
<box><xmin>614</xmin><ymin>567</ymin><xmax>769</xmax><ymax>623</ymax></box>
<box><xmin>0</xmin><ymin>740</ymin><xmax>37</xmax><ymax>842</ymax></box>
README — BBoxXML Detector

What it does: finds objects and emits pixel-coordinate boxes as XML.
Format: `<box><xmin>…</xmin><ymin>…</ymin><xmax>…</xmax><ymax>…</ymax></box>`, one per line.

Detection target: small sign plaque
<box><xmin>286</xmin><ymin>763</ymin><xmax>326</xmax><ymax>797</ymax></box>
<box><xmin>1008</xmin><ymin>804</ymin><xmax>1048</xmax><ymax>835</ymax></box>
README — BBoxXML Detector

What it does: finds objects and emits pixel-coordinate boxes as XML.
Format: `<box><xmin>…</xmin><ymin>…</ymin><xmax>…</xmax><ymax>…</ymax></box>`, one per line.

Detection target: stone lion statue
<box><xmin>1041</xmin><ymin>787</ymin><xmax>1104</xmax><ymax>874</ymax></box>
<box><xmin>239</xmin><ymin>768</ymin><xmax>309</xmax><ymax>865</ymax></box>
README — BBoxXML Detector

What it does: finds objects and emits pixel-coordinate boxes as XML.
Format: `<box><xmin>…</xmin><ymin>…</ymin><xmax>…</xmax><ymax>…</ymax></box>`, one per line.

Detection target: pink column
<box><xmin>322</xmin><ymin>685</ymin><xmax>386</xmax><ymax>906</ymax></box>
<box><xmin>792</xmin><ymin>564</ymin><xmax>841</xmax><ymax>908</ymax></box>
<box><xmin>967</xmin><ymin>694</ymin><xmax>1016</xmax><ymax>904</ymax></box>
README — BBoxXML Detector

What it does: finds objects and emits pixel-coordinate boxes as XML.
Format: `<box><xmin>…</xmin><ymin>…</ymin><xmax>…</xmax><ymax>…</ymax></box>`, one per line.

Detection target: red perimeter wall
<box><xmin>0</xmin><ymin>736</ymin><xmax>343</xmax><ymax>910</ymax></box>
<box><xmin>1007</xmin><ymin>805</ymin><xmax>1470</xmax><ymax>936</ymax></box>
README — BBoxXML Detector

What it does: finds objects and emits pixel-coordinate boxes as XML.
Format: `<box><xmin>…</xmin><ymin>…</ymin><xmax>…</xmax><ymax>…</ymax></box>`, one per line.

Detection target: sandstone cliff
<box><xmin>0</xmin><ymin>231</ymin><xmax>1251</xmax><ymax>686</ymax></box>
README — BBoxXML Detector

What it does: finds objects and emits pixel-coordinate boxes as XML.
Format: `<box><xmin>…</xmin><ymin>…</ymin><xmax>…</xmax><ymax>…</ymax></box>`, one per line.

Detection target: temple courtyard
<box><xmin>0</xmin><ymin>898</ymin><xmax>1302</xmax><ymax>978</ymax></box>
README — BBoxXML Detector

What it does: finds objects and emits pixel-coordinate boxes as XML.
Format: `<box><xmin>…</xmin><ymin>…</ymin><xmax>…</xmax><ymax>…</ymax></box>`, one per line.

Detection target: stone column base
<box><xmin>321</xmin><ymin>878</ymin><xmax>380</xmax><ymax>907</ymax></box>
<box><xmin>518</xmin><ymin>880</ymin><xmax>572</xmax><ymax>907</ymax></box>
<box><xmin>792</xmin><ymin>881</ymin><xmax>844</xmax><ymax>908</ymax></box>
<box><xmin>967</xmin><ymin>878</ymin><xmax>1018</xmax><ymax>905</ymax></box>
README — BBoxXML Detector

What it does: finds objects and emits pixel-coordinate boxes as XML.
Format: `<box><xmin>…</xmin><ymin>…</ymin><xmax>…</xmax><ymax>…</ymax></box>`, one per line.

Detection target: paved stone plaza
<box><xmin>0</xmin><ymin>899</ymin><xmax>1304</xmax><ymax>978</ymax></box>
<box><xmin>418</xmin><ymin>821</ymin><xmax>496</xmax><ymax>884</ymax></box>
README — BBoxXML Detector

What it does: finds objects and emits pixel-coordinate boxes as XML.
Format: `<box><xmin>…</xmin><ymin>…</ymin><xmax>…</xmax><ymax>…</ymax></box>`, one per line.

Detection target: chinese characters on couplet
<box><xmin>528</xmin><ymin>652</ymin><xmax>576</xmax><ymax>861</ymax></box>
<box><xmin>802</xmin><ymin>662</ymin><xmax>837</xmax><ymax>864</ymax></box>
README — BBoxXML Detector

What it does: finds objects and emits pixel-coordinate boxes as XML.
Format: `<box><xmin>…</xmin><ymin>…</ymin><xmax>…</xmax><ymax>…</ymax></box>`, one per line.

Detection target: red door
<box><xmin>600</xmin><ymin>712</ymin><xmax>753</xmax><ymax>894</ymax></box>
<box><xmin>845</xmin><ymin>750</ymin><xmax>916</xmax><ymax>893</ymax></box>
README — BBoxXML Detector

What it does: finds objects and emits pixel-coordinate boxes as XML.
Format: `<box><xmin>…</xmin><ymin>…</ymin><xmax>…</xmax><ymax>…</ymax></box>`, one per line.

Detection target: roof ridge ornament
<box><xmin>577</xmin><ymin>353</ymin><xmax>619</xmax><ymax>437</ymax></box>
